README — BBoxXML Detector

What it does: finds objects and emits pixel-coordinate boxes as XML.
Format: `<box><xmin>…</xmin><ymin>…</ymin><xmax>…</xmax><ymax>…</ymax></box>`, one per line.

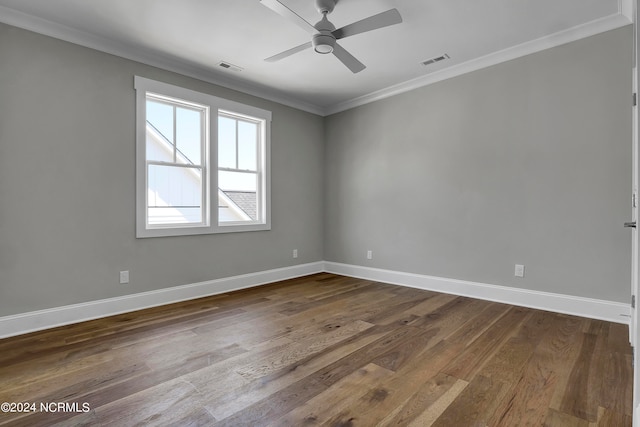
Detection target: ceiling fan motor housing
<box><xmin>313</xmin><ymin>14</ymin><xmax>336</xmax><ymax>54</ymax></box>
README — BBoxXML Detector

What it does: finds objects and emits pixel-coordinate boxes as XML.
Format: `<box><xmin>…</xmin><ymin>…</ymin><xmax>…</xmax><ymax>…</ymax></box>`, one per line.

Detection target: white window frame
<box><xmin>135</xmin><ymin>76</ymin><xmax>271</xmax><ymax>238</ymax></box>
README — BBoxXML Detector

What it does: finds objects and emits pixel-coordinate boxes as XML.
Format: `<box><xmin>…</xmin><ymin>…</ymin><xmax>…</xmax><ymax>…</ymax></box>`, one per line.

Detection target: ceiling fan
<box><xmin>259</xmin><ymin>0</ymin><xmax>402</xmax><ymax>73</ymax></box>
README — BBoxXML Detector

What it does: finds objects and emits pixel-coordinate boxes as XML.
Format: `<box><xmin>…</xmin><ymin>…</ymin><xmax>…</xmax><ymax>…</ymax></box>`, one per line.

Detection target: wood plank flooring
<box><xmin>0</xmin><ymin>273</ymin><xmax>632</xmax><ymax>426</ymax></box>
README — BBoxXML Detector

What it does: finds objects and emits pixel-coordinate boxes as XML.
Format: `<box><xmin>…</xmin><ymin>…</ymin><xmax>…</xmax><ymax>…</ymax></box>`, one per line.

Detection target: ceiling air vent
<box><xmin>217</xmin><ymin>61</ymin><xmax>243</xmax><ymax>72</ymax></box>
<box><xmin>421</xmin><ymin>53</ymin><xmax>450</xmax><ymax>67</ymax></box>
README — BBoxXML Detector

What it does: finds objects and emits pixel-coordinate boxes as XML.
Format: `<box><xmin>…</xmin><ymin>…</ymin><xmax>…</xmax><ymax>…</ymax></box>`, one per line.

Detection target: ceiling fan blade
<box><xmin>259</xmin><ymin>0</ymin><xmax>317</xmax><ymax>34</ymax></box>
<box><xmin>332</xmin><ymin>9</ymin><xmax>402</xmax><ymax>40</ymax></box>
<box><xmin>332</xmin><ymin>43</ymin><xmax>366</xmax><ymax>74</ymax></box>
<box><xmin>265</xmin><ymin>41</ymin><xmax>313</xmax><ymax>62</ymax></box>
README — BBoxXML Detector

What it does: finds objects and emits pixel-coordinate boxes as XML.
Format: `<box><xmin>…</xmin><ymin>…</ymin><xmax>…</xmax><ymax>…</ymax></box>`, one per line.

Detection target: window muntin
<box><xmin>135</xmin><ymin>76</ymin><xmax>271</xmax><ymax>238</ymax></box>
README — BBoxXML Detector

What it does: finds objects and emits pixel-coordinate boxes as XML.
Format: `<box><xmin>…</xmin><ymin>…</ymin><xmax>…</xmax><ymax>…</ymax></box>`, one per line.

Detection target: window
<box><xmin>145</xmin><ymin>95</ymin><xmax>207</xmax><ymax>227</ymax></box>
<box><xmin>135</xmin><ymin>76</ymin><xmax>271</xmax><ymax>237</ymax></box>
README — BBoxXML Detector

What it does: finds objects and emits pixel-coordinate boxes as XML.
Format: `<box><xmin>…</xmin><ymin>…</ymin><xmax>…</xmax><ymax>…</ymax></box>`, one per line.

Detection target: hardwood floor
<box><xmin>0</xmin><ymin>273</ymin><xmax>632</xmax><ymax>426</ymax></box>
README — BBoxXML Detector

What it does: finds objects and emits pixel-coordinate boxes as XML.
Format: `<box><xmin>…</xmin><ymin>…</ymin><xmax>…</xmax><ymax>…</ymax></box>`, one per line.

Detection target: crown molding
<box><xmin>0</xmin><ymin>5</ymin><xmax>325</xmax><ymax>116</ymax></box>
<box><xmin>324</xmin><ymin>12</ymin><xmax>632</xmax><ymax>115</ymax></box>
<box><xmin>0</xmin><ymin>5</ymin><xmax>632</xmax><ymax>117</ymax></box>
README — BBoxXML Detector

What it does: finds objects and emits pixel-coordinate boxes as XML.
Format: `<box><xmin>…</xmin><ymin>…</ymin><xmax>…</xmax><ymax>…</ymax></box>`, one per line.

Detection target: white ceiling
<box><xmin>0</xmin><ymin>0</ymin><xmax>632</xmax><ymax>115</ymax></box>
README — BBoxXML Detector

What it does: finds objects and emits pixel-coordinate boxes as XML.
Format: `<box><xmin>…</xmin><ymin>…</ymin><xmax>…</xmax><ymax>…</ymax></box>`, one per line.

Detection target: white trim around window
<box><xmin>134</xmin><ymin>76</ymin><xmax>271</xmax><ymax>238</ymax></box>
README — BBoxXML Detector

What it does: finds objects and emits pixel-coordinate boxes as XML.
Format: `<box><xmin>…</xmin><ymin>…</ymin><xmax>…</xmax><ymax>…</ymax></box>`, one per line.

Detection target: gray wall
<box><xmin>0</xmin><ymin>22</ymin><xmax>633</xmax><ymax>317</ymax></box>
<box><xmin>324</xmin><ymin>27</ymin><xmax>633</xmax><ymax>303</ymax></box>
<box><xmin>0</xmin><ymin>23</ymin><xmax>325</xmax><ymax>316</ymax></box>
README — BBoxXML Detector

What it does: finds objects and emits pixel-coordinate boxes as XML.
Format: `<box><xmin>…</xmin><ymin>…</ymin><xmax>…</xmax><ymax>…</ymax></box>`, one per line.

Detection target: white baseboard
<box><xmin>0</xmin><ymin>260</ymin><xmax>630</xmax><ymax>339</ymax></box>
<box><xmin>0</xmin><ymin>261</ymin><xmax>324</xmax><ymax>339</ymax></box>
<box><xmin>324</xmin><ymin>262</ymin><xmax>631</xmax><ymax>325</ymax></box>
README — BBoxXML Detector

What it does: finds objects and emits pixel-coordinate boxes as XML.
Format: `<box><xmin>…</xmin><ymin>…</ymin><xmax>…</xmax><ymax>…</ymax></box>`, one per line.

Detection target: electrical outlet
<box><xmin>293</xmin><ymin>249</ymin><xmax>298</xmax><ymax>259</ymax></box>
<box><xmin>119</xmin><ymin>270</ymin><xmax>129</xmax><ymax>284</ymax></box>
<box><xmin>367</xmin><ymin>250</ymin><xmax>373</xmax><ymax>260</ymax></box>
<box><xmin>515</xmin><ymin>264</ymin><xmax>525</xmax><ymax>278</ymax></box>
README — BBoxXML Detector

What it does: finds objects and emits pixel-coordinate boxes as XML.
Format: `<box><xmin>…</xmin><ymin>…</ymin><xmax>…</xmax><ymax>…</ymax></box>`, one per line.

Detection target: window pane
<box><xmin>176</xmin><ymin>107</ymin><xmax>202</xmax><ymax>165</ymax></box>
<box><xmin>146</xmin><ymin>126</ymin><xmax>174</xmax><ymax>163</ymax></box>
<box><xmin>219</xmin><ymin>170</ymin><xmax>256</xmax><ymax>192</ymax></box>
<box><xmin>148</xmin><ymin>164</ymin><xmax>202</xmax><ymax>225</ymax></box>
<box><xmin>218</xmin><ymin>116</ymin><xmax>236</xmax><ymax>169</ymax></box>
<box><xmin>146</xmin><ymin>100</ymin><xmax>175</xmax><ymax>162</ymax></box>
<box><xmin>218</xmin><ymin>195</ymin><xmax>236</xmax><ymax>222</ymax></box>
<box><xmin>218</xmin><ymin>170</ymin><xmax>258</xmax><ymax>222</ymax></box>
<box><xmin>238</xmin><ymin>121</ymin><xmax>257</xmax><ymax>171</ymax></box>
<box><xmin>219</xmin><ymin>191</ymin><xmax>258</xmax><ymax>222</ymax></box>
<box><xmin>146</xmin><ymin>100</ymin><xmax>174</xmax><ymax>143</ymax></box>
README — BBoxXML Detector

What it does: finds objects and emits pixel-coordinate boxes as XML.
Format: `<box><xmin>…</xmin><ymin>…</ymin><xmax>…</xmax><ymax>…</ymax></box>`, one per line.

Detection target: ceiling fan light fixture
<box><xmin>312</xmin><ymin>33</ymin><xmax>336</xmax><ymax>54</ymax></box>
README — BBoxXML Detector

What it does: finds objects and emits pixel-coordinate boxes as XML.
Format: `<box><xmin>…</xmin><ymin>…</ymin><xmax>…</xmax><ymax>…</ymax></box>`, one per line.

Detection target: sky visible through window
<box><xmin>146</xmin><ymin>100</ymin><xmax>201</xmax><ymax>164</ymax></box>
<box><xmin>146</xmin><ymin>103</ymin><xmax>257</xmax><ymax>179</ymax></box>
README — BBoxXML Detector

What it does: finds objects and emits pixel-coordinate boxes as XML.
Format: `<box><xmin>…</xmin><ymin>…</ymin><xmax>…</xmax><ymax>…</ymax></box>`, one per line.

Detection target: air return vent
<box><xmin>217</xmin><ymin>61</ymin><xmax>243</xmax><ymax>72</ymax></box>
<box><xmin>421</xmin><ymin>53</ymin><xmax>450</xmax><ymax>67</ymax></box>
